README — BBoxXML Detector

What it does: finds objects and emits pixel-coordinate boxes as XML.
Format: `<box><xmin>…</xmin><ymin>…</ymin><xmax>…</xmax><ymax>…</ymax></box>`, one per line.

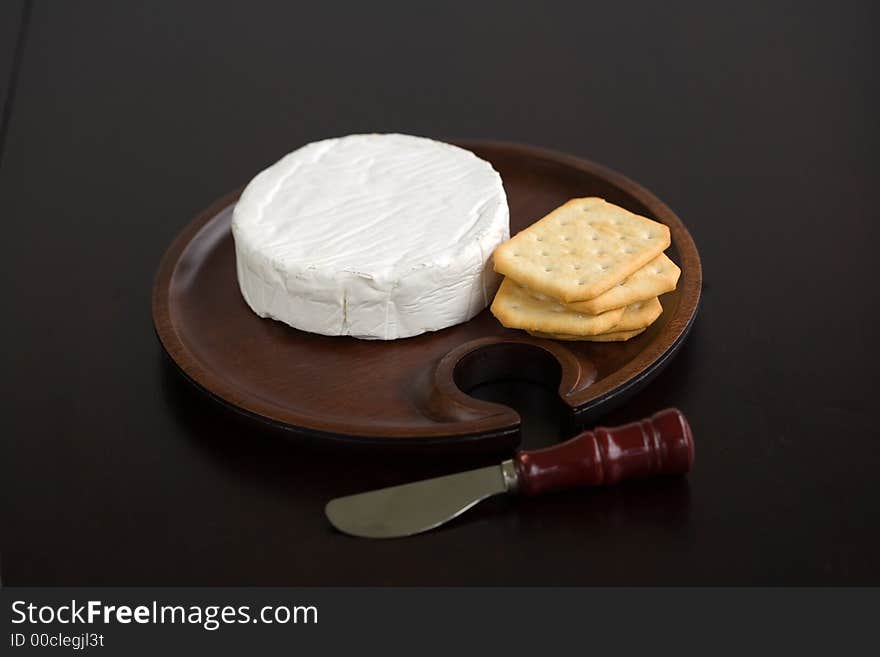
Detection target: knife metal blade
<box><xmin>325</xmin><ymin>460</ymin><xmax>519</xmax><ymax>539</ymax></box>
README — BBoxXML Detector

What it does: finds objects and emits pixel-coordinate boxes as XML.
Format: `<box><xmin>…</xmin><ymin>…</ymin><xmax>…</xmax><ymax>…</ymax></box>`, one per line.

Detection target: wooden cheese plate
<box><xmin>152</xmin><ymin>141</ymin><xmax>702</xmax><ymax>451</ymax></box>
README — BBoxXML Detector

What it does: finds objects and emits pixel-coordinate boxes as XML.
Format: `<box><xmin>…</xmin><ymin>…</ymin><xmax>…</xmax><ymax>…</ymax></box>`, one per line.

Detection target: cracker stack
<box><xmin>490</xmin><ymin>198</ymin><xmax>680</xmax><ymax>341</ymax></box>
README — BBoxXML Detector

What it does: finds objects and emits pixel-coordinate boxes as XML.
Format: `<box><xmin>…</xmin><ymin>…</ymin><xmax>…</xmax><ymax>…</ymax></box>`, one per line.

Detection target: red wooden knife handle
<box><xmin>513</xmin><ymin>408</ymin><xmax>694</xmax><ymax>496</ymax></box>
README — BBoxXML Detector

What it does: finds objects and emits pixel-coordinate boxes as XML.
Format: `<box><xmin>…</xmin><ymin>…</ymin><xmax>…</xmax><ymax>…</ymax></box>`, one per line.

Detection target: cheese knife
<box><xmin>325</xmin><ymin>408</ymin><xmax>694</xmax><ymax>538</ymax></box>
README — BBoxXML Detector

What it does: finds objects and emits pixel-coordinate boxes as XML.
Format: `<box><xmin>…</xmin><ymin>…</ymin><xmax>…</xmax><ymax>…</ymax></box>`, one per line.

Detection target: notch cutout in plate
<box><xmin>454</xmin><ymin>342</ymin><xmax>571</xmax><ymax>449</ymax></box>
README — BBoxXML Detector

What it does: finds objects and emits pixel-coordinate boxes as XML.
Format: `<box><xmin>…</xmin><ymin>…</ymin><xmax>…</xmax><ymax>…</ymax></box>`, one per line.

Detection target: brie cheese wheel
<box><xmin>232</xmin><ymin>133</ymin><xmax>509</xmax><ymax>339</ymax></box>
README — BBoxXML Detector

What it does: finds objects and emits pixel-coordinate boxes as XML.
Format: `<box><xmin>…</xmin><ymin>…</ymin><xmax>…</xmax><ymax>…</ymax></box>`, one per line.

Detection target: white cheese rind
<box><xmin>232</xmin><ymin>133</ymin><xmax>509</xmax><ymax>339</ymax></box>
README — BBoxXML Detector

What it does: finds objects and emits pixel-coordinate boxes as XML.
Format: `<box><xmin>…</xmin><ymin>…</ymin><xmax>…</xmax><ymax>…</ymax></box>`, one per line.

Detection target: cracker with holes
<box><xmin>525</xmin><ymin>298</ymin><xmax>661</xmax><ymax>342</ymax></box>
<box><xmin>493</xmin><ymin>197</ymin><xmax>671</xmax><ymax>302</ymax></box>
<box><xmin>491</xmin><ymin>278</ymin><xmax>626</xmax><ymax>335</ymax></box>
<box><xmin>527</xmin><ymin>328</ymin><xmax>647</xmax><ymax>342</ymax></box>
<box><xmin>524</xmin><ymin>255</ymin><xmax>678</xmax><ymax>315</ymax></box>
<box><xmin>609</xmin><ymin>297</ymin><xmax>662</xmax><ymax>332</ymax></box>
<box><xmin>562</xmin><ymin>254</ymin><xmax>679</xmax><ymax>315</ymax></box>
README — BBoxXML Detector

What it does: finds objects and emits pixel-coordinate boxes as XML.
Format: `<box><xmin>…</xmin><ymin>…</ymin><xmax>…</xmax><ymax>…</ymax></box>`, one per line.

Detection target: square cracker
<box><xmin>528</xmin><ymin>328</ymin><xmax>646</xmax><ymax>342</ymax></box>
<box><xmin>563</xmin><ymin>254</ymin><xmax>679</xmax><ymax>315</ymax></box>
<box><xmin>525</xmin><ymin>254</ymin><xmax>678</xmax><ymax>315</ymax></box>
<box><xmin>610</xmin><ymin>297</ymin><xmax>662</xmax><ymax>332</ymax></box>
<box><xmin>525</xmin><ymin>297</ymin><xmax>663</xmax><ymax>341</ymax></box>
<box><xmin>493</xmin><ymin>197</ymin><xmax>671</xmax><ymax>303</ymax></box>
<box><xmin>491</xmin><ymin>278</ymin><xmax>625</xmax><ymax>335</ymax></box>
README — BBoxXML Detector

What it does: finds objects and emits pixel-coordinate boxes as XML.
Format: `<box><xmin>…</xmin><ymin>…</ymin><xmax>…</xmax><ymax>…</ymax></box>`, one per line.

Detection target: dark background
<box><xmin>1</xmin><ymin>0</ymin><xmax>877</xmax><ymax>585</ymax></box>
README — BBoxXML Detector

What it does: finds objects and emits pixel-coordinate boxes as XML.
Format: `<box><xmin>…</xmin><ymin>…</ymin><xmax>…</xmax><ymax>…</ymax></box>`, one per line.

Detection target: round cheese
<box><xmin>232</xmin><ymin>134</ymin><xmax>509</xmax><ymax>339</ymax></box>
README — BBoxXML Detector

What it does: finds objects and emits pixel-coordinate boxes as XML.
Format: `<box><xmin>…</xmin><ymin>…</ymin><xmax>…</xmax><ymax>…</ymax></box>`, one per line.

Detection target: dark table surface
<box><xmin>2</xmin><ymin>0</ymin><xmax>878</xmax><ymax>585</ymax></box>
